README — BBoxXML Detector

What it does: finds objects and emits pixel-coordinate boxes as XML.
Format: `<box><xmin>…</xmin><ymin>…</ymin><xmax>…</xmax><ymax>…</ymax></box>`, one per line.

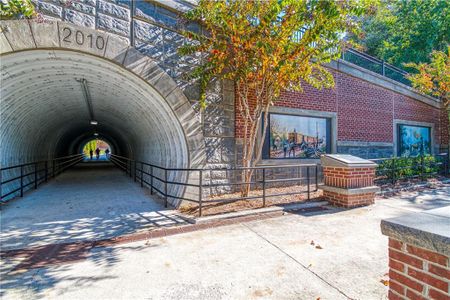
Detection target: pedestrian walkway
<box><xmin>1</xmin><ymin>183</ymin><xmax>448</xmax><ymax>299</ymax></box>
<box><xmin>0</xmin><ymin>162</ymin><xmax>187</xmax><ymax>251</ymax></box>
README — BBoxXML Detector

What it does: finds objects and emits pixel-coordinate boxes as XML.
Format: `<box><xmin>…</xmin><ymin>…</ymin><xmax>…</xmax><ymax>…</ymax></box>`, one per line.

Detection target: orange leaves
<box><xmin>405</xmin><ymin>47</ymin><xmax>449</xmax><ymax>103</ymax></box>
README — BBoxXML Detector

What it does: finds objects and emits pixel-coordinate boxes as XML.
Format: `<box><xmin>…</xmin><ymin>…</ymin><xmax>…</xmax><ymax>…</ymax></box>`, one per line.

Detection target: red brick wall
<box><xmin>235</xmin><ymin>67</ymin><xmax>446</xmax><ymax>147</ymax></box>
<box><xmin>387</xmin><ymin>238</ymin><xmax>450</xmax><ymax>300</ymax></box>
<box><xmin>323</xmin><ymin>190</ymin><xmax>375</xmax><ymax>207</ymax></box>
<box><xmin>323</xmin><ymin>167</ymin><xmax>375</xmax><ymax>189</ymax></box>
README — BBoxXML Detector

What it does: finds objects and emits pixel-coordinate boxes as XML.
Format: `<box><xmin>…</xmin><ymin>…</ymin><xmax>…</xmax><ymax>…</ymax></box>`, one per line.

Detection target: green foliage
<box><xmin>0</xmin><ymin>0</ymin><xmax>36</xmax><ymax>20</ymax></box>
<box><xmin>405</xmin><ymin>47</ymin><xmax>449</xmax><ymax>107</ymax></box>
<box><xmin>179</xmin><ymin>0</ymin><xmax>372</xmax><ymax>109</ymax></box>
<box><xmin>82</xmin><ymin>140</ymin><xmax>97</xmax><ymax>156</ymax></box>
<box><xmin>178</xmin><ymin>0</ymin><xmax>373</xmax><ymax>195</ymax></box>
<box><xmin>376</xmin><ymin>155</ymin><xmax>441</xmax><ymax>181</ymax></box>
<box><xmin>353</xmin><ymin>0</ymin><xmax>449</xmax><ymax>69</ymax></box>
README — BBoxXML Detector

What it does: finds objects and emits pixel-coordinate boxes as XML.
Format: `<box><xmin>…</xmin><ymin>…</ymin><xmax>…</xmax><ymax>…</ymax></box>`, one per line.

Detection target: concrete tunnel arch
<box><xmin>0</xmin><ymin>20</ymin><xmax>205</xmax><ymax>206</ymax></box>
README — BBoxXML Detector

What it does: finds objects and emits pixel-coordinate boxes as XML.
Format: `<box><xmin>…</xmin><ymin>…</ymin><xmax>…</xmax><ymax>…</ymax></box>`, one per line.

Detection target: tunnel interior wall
<box><xmin>0</xmin><ymin>47</ymin><xmax>195</xmax><ymax>204</ymax></box>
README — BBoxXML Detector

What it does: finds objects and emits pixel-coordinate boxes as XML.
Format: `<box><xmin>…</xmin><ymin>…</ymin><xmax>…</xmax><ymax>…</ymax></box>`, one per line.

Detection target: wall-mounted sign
<box><xmin>263</xmin><ymin>113</ymin><xmax>331</xmax><ymax>159</ymax></box>
<box><xmin>398</xmin><ymin>124</ymin><xmax>431</xmax><ymax>157</ymax></box>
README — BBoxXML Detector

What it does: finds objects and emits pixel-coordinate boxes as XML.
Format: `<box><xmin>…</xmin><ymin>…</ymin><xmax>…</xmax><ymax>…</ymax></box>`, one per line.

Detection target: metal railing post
<box><xmin>199</xmin><ymin>169</ymin><xmax>203</xmax><ymax>217</ymax></box>
<box><xmin>20</xmin><ymin>165</ymin><xmax>24</xmax><ymax>197</ymax></box>
<box><xmin>420</xmin><ymin>154</ymin><xmax>425</xmax><ymax>181</ymax></box>
<box><xmin>262</xmin><ymin>168</ymin><xmax>266</xmax><ymax>207</ymax></box>
<box><xmin>52</xmin><ymin>159</ymin><xmax>56</xmax><ymax>177</ymax></box>
<box><xmin>306</xmin><ymin>166</ymin><xmax>310</xmax><ymax>201</ymax></box>
<box><xmin>134</xmin><ymin>160</ymin><xmax>137</xmax><ymax>182</ymax></box>
<box><xmin>45</xmin><ymin>161</ymin><xmax>48</xmax><ymax>182</ymax></box>
<box><xmin>315</xmin><ymin>165</ymin><xmax>318</xmax><ymax>190</ymax></box>
<box><xmin>391</xmin><ymin>158</ymin><xmax>396</xmax><ymax>184</ymax></box>
<box><xmin>164</xmin><ymin>169</ymin><xmax>168</xmax><ymax>208</ymax></box>
<box><xmin>34</xmin><ymin>162</ymin><xmax>38</xmax><ymax>189</ymax></box>
<box><xmin>140</xmin><ymin>162</ymin><xmax>144</xmax><ymax>188</ymax></box>
<box><xmin>382</xmin><ymin>61</ymin><xmax>385</xmax><ymax>76</ymax></box>
<box><xmin>150</xmin><ymin>165</ymin><xmax>154</xmax><ymax>194</ymax></box>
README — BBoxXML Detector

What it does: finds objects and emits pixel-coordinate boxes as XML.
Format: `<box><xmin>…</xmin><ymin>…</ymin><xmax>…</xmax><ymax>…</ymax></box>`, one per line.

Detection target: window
<box><xmin>262</xmin><ymin>113</ymin><xmax>331</xmax><ymax>159</ymax></box>
<box><xmin>397</xmin><ymin>124</ymin><xmax>431</xmax><ymax>157</ymax></box>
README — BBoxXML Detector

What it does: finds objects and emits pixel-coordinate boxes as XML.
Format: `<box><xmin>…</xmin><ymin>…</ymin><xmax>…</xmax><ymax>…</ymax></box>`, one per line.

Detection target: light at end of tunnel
<box><xmin>90</xmin><ymin>120</ymin><xmax>98</xmax><ymax>125</ymax></box>
<box><xmin>94</xmin><ymin>133</ymin><xmax>99</xmax><ymax>136</ymax></box>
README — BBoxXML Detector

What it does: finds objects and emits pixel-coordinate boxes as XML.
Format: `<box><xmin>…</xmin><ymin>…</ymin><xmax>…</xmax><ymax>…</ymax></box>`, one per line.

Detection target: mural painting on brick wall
<box><xmin>265</xmin><ymin>113</ymin><xmax>330</xmax><ymax>159</ymax></box>
<box><xmin>398</xmin><ymin>124</ymin><xmax>431</xmax><ymax>157</ymax></box>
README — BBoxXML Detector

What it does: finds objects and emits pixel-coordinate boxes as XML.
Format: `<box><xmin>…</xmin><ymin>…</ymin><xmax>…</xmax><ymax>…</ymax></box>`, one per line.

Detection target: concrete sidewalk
<box><xmin>0</xmin><ymin>163</ymin><xmax>187</xmax><ymax>251</ymax></box>
<box><xmin>1</xmin><ymin>185</ymin><xmax>449</xmax><ymax>299</ymax></box>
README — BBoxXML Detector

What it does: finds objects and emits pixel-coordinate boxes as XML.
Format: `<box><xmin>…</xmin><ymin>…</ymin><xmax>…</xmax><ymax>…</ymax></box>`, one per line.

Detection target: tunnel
<box><xmin>0</xmin><ymin>47</ymin><xmax>202</xmax><ymax>205</ymax></box>
<box><xmin>1</xmin><ymin>49</ymin><xmax>188</xmax><ymax>165</ymax></box>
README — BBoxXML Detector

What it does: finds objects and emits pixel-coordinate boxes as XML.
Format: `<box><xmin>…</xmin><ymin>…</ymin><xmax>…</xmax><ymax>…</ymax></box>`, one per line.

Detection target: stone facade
<box><xmin>3</xmin><ymin>0</ymin><xmax>447</xmax><ymax>201</ymax></box>
<box><xmin>32</xmin><ymin>0</ymin><xmax>447</xmax><ymax>165</ymax></box>
<box><xmin>32</xmin><ymin>0</ymin><xmax>236</xmax><ymax>177</ymax></box>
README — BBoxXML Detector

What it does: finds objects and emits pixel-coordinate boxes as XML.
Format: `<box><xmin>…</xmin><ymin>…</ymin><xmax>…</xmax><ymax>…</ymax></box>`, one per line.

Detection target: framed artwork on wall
<box><xmin>262</xmin><ymin>113</ymin><xmax>331</xmax><ymax>159</ymax></box>
<box><xmin>397</xmin><ymin>124</ymin><xmax>431</xmax><ymax>157</ymax></box>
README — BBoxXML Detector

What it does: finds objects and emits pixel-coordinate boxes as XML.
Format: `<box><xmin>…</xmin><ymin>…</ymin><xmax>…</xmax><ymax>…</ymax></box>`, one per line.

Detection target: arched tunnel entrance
<box><xmin>1</xmin><ymin>47</ymin><xmax>204</xmax><ymax>205</ymax></box>
<box><xmin>81</xmin><ymin>138</ymin><xmax>113</xmax><ymax>160</ymax></box>
<box><xmin>0</xmin><ymin>21</ymin><xmax>206</xmax><ymax>249</ymax></box>
<box><xmin>1</xmin><ymin>49</ymin><xmax>189</xmax><ymax>169</ymax></box>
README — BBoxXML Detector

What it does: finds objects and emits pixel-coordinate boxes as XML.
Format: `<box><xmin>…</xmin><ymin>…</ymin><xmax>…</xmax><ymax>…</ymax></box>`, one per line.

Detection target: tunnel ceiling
<box><xmin>0</xmin><ymin>49</ymin><xmax>189</xmax><ymax>168</ymax></box>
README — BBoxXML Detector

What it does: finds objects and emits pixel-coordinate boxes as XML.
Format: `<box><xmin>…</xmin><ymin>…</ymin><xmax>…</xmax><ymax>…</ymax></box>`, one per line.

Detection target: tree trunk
<box><xmin>237</xmin><ymin>80</ymin><xmax>273</xmax><ymax>197</ymax></box>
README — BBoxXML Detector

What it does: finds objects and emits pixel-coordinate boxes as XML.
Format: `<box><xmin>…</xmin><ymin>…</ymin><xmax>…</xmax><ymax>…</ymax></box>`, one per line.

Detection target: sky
<box><xmin>271</xmin><ymin>114</ymin><xmax>327</xmax><ymax>137</ymax></box>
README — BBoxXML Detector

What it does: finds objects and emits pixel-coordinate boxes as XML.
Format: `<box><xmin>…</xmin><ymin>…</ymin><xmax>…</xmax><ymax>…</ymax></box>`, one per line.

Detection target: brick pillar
<box><xmin>320</xmin><ymin>154</ymin><xmax>379</xmax><ymax>208</ymax></box>
<box><xmin>381</xmin><ymin>208</ymin><xmax>450</xmax><ymax>300</ymax></box>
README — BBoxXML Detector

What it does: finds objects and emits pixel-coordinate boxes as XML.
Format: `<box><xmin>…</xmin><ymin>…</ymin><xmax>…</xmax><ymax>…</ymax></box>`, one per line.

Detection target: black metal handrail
<box><xmin>0</xmin><ymin>154</ymin><xmax>84</xmax><ymax>203</ymax></box>
<box><xmin>292</xmin><ymin>29</ymin><xmax>411</xmax><ymax>86</ymax></box>
<box><xmin>341</xmin><ymin>48</ymin><xmax>410</xmax><ymax>86</ymax></box>
<box><xmin>109</xmin><ymin>154</ymin><xmax>321</xmax><ymax>217</ymax></box>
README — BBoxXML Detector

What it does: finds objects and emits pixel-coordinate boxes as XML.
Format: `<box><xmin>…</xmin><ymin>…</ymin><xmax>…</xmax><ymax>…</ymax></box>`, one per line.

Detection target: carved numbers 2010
<box><xmin>62</xmin><ymin>27</ymin><xmax>105</xmax><ymax>50</ymax></box>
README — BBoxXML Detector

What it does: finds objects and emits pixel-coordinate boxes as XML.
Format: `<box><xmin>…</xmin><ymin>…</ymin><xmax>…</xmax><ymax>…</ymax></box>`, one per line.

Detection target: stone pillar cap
<box><xmin>381</xmin><ymin>206</ymin><xmax>450</xmax><ymax>256</ymax></box>
<box><xmin>321</xmin><ymin>154</ymin><xmax>378</xmax><ymax>168</ymax></box>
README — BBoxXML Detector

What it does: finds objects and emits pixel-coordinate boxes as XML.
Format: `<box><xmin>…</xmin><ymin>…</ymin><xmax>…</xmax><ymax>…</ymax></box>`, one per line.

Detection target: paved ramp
<box><xmin>0</xmin><ymin>163</ymin><xmax>187</xmax><ymax>251</ymax></box>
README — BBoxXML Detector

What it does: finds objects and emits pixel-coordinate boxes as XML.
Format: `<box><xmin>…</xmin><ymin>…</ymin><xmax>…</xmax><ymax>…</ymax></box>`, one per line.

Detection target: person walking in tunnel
<box><xmin>89</xmin><ymin>149</ymin><xmax>94</xmax><ymax>160</ymax></box>
<box><xmin>95</xmin><ymin>148</ymin><xmax>100</xmax><ymax>160</ymax></box>
<box><xmin>105</xmin><ymin>148</ymin><xmax>110</xmax><ymax>159</ymax></box>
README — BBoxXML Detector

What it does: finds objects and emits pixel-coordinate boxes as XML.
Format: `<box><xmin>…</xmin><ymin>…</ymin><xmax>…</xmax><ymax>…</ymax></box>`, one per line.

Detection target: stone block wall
<box><xmin>29</xmin><ymin>0</ymin><xmax>446</xmax><ymax>199</ymax></box>
<box><xmin>33</xmin><ymin>0</ymin><xmax>236</xmax><ymax>176</ymax></box>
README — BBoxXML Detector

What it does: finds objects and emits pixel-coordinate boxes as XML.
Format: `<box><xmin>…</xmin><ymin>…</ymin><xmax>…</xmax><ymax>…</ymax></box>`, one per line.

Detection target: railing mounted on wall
<box><xmin>0</xmin><ymin>154</ymin><xmax>84</xmax><ymax>203</ymax></box>
<box><xmin>292</xmin><ymin>30</ymin><xmax>411</xmax><ymax>87</ymax></box>
<box><xmin>109</xmin><ymin>154</ymin><xmax>322</xmax><ymax>217</ymax></box>
<box><xmin>341</xmin><ymin>48</ymin><xmax>411</xmax><ymax>86</ymax></box>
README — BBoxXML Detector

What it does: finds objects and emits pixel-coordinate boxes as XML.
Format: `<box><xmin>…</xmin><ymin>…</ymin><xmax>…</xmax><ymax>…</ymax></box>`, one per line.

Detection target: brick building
<box><xmin>1</xmin><ymin>0</ymin><xmax>448</xmax><ymax>203</ymax></box>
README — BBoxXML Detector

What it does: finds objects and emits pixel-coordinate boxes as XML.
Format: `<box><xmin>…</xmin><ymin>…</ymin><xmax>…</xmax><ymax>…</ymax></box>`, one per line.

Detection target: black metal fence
<box><xmin>0</xmin><ymin>154</ymin><xmax>84</xmax><ymax>203</ymax></box>
<box><xmin>292</xmin><ymin>29</ymin><xmax>410</xmax><ymax>86</ymax></box>
<box><xmin>370</xmin><ymin>154</ymin><xmax>449</xmax><ymax>185</ymax></box>
<box><xmin>341</xmin><ymin>48</ymin><xmax>410</xmax><ymax>86</ymax></box>
<box><xmin>109</xmin><ymin>154</ymin><xmax>321</xmax><ymax>217</ymax></box>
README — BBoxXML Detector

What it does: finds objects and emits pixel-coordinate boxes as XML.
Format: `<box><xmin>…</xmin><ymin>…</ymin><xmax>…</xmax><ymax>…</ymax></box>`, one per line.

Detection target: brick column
<box><xmin>320</xmin><ymin>154</ymin><xmax>379</xmax><ymax>208</ymax></box>
<box><xmin>381</xmin><ymin>208</ymin><xmax>450</xmax><ymax>300</ymax></box>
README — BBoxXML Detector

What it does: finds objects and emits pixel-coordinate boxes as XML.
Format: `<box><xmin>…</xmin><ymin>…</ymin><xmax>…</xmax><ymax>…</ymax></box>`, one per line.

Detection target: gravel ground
<box><xmin>180</xmin><ymin>185</ymin><xmax>323</xmax><ymax>216</ymax></box>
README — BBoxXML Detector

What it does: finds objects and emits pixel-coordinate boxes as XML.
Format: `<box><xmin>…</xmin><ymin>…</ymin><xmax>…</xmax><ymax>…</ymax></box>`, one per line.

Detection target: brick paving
<box><xmin>1</xmin><ymin>206</ymin><xmax>328</xmax><ymax>271</ymax></box>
